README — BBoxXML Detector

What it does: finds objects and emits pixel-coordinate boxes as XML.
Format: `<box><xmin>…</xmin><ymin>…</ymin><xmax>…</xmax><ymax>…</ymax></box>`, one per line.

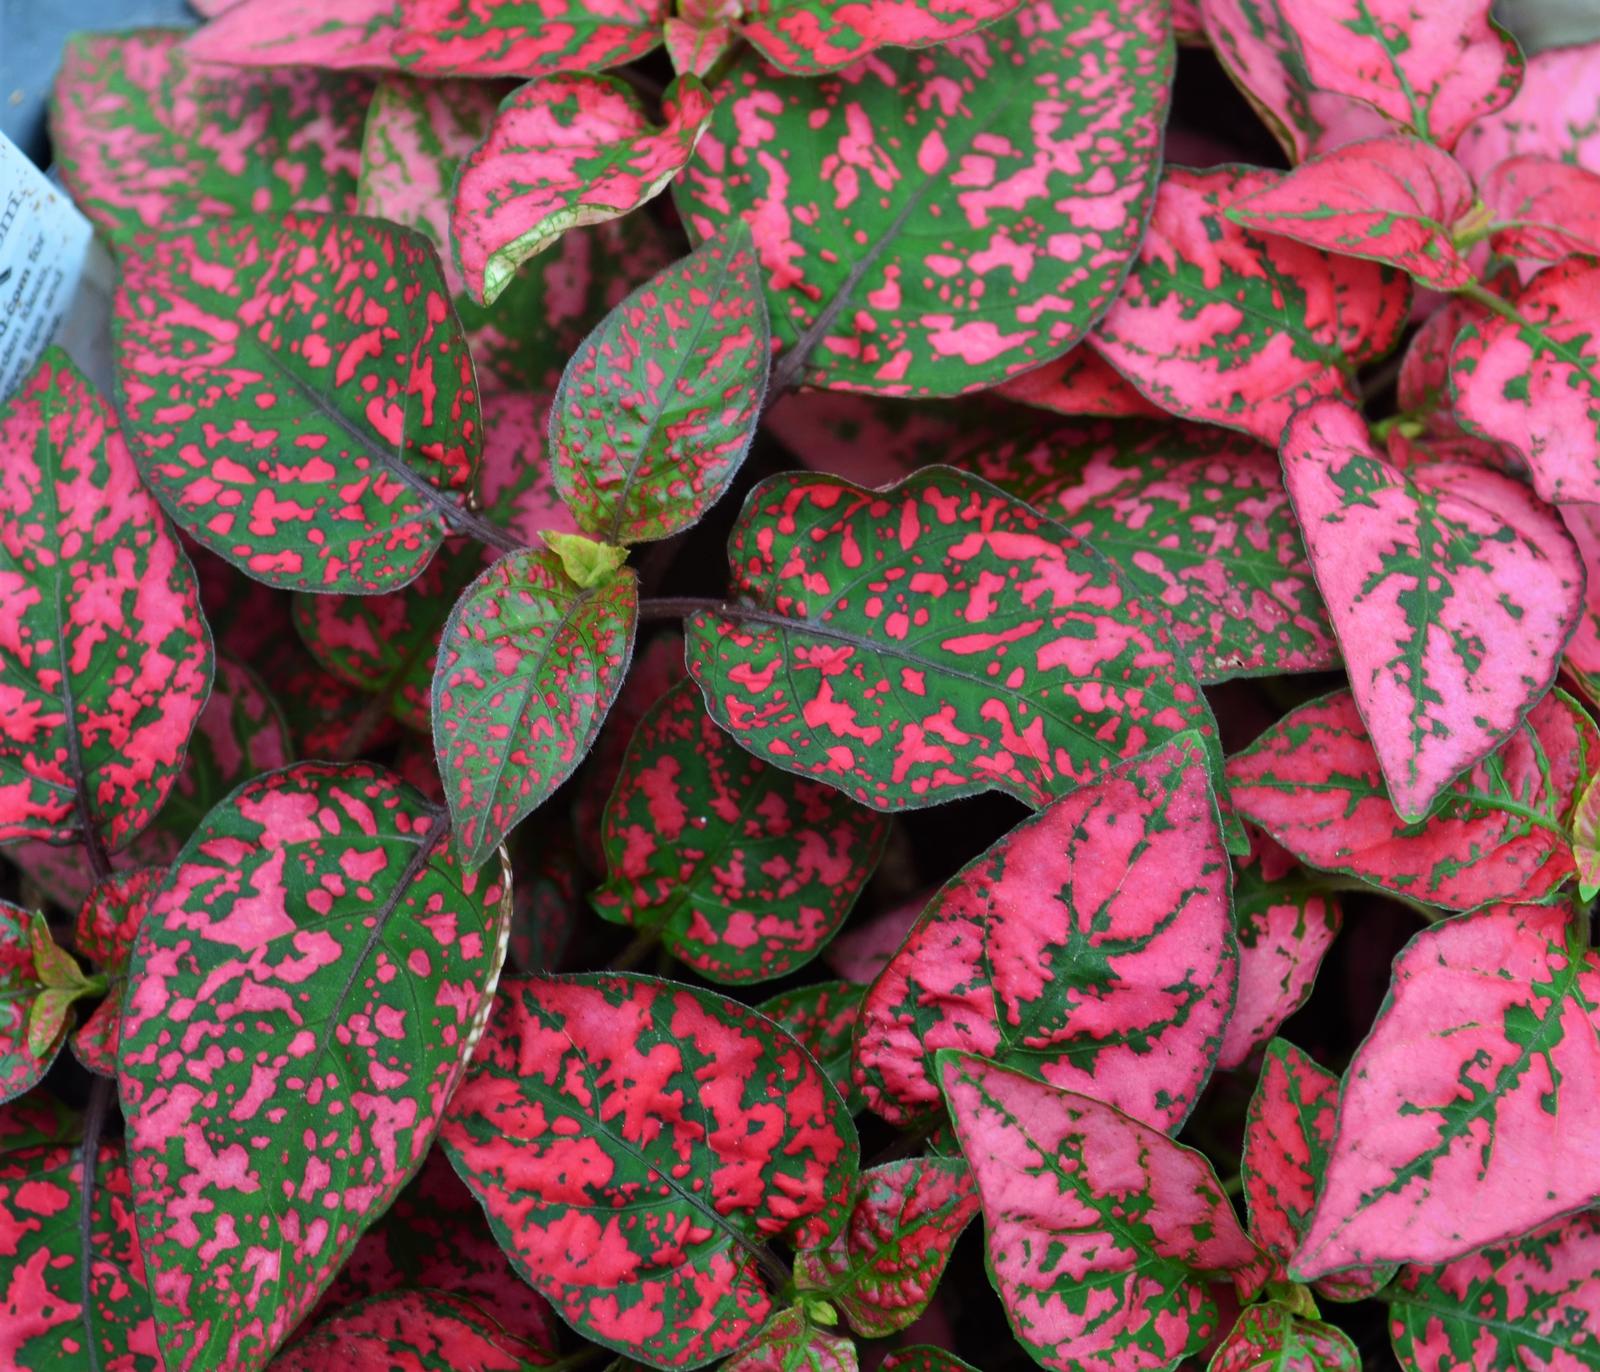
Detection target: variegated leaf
<box><xmin>392</xmin><ymin>0</ymin><xmax>668</xmax><ymax>77</ymax></box>
<box><xmin>114</xmin><ymin>212</ymin><xmax>483</xmax><ymax>593</ymax></box>
<box><xmin>1563</xmin><ymin>503</ymin><xmax>1600</xmax><ymax>712</ymax></box>
<box><xmin>722</xmin><ymin>1309</ymin><xmax>857</xmax><ymax>1372</ymax></box>
<box><xmin>761</xmin><ymin>391</ymin><xmax>991</xmax><ymax>488</ymax></box>
<box><xmin>974</xmin><ymin>419</ymin><xmax>1337</xmax><ymax>682</ymax></box>
<box><xmin>1450</xmin><ymin>258</ymin><xmax>1600</xmax><ymax>504</ymax></box>
<box><xmin>794</xmin><ymin>1158</ymin><xmax>978</xmax><ymax>1337</ymax></box>
<box><xmin>1396</xmin><ymin>296</ymin><xmax>1488</xmax><ymax>437</ymax></box>
<box><xmin>881</xmin><ymin>1350</ymin><xmax>979</xmax><ymax>1372</ymax></box>
<box><xmin>275</xmin><ymin>1290</ymin><xmax>554</xmax><ymax>1370</ymax></box>
<box><xmin>1090</xmin><ymin>167</ymin><xmax>1411</xmax><ymax>444</ymax></box>
<box><xmin>685</xmin><ymin>467</ymin><xmax>1219</xmax><ymax>815</ymax></box>
<box><xmin>1223</xmin><ymin>135</ymin><xmax>1477</xmax><ymax>290</ymax></box>
<box><xmin>1388</xmin><ymin>1210</ymin><xmax>1600</xmax><ymax>1370</ymax></box>
<box><xmin>1479</xmin><ymin>155</ymin><xmax>1600</xmax><ymax>268</ymax></box>
<box><xmin>0</xmin><ymin>350</ymin><xmax>213</xmax><ymax>850</ymax></box>
<box><xmin>431</xmin><ymin>548</ymin><xmax>638</xmax><ymax>868</ymax></box>
<box><xmin>939</xmin><ymin>1052</ymin><xmax>1260</xmax><ymax>1372</ymax></box>
<box><xmin>1281</xmin><ymin>399</ymin><xmax>1582</xmax><ymax>822</ymax></box>
<box><xmin>183</xmin><ymin>0</ymin><xmax>402</xmax><ymax>70</ymax></box>
<box><xmin>664</xmin><ymin>5</ymin><xmax>737</xmax><ymax>79</ymax></box>
<box><xmin>675</xmin><ymin>0</ymin><xmax>1173</xmax><ymax>396</ymax></box>
<box><xmin>594</xmin><ymin>678</ymin><xmax>887</xmax><ymax>984</ymax></box>
<box><xmin>0</xmin><ymin>904</ymin><xmax>89</xmax><ymax>1104</ymax></box>
<box><xmin>756</xmin><ymin>981</ymin><xmax>864</xmax><ymax>1105</ymax></box>
<box><xmin>118</xmin><ymin>762</ymin><xmax>513</xmax><ymax>1371</ymax></box>
<box><xmin>451</xmin><ymin>75</ymin><xmax>713</xmax><ymax>306</ymax></box>
<box><xmin>551</xmin><ymin>230</ymin><xmax>768</xmax><ymax>544</ymax></box>
<box><xmin>1208</xmin><ymin>1304</ymin><xmax>1358</xmax><ymax>1372</ymax></box>
<box><xmin>737</xmin><ymin>0</ymin><xmax>1027</xmax><ymax>75</ymax></box>
<box><xmin>70</xmin><ymin>868</ymin><xmax>164</xmax><ymax>1078</ymax></box>
<box><xmin>1228</xmin><ymin>688</ymin><xmax>1595</xmax><ymax>910</ymax></box>
<box><xmin>992</xmin><ymin>347</ymin><xmax>1164</xmax><ymax>420</ymax></box>
<box><xmin>1294</xmin><ymin>904</ymin><xmax>1600</xmax><ymax>1278</ymax></box>
<box><xmin>439</xmin><ymin>973</ymin><xmax>859</xmax><ymax>1367</ymax></box>
<box><xmin>1455</xmin><ymin>42</ymin><xmax>1600</xmax><ymax>178</ymax></box>
<box><xmin>50</xmin><ymin>29</ymin><xmax>369</xmax><ymax>241</ymax></box>
<box><xmin>855</xmin><ymin>737</ymin><xmax>1234</xmax><ymax>1131</ymax></box>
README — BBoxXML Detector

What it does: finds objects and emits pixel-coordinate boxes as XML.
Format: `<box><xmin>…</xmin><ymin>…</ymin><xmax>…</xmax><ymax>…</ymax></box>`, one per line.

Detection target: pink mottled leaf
<box><xmin>938</xmin><ymin>1051</ymin><xmax>1260</xmax><ymax>1372</ymax></box>
<box><xmin>276</xmin><ymin>1290</ymin><xmax>554</xmax><ymax>1370</ymax></box>
<box><xmin>1224</xmin><ymin>136</ymin><xmax>1478</xmax><ymax>290</ymax></box>
<box><xmin>685</xmin><ymin>466</ymin><xmax>1220</xmax><ymax>815</ymax></box>
<box><xmin>738</xmin><ymin>0</ymin><xmax>1026</xmax><ymax>75</ymax></box>
<box><xmin>183</xmin><ymin>0</ymin><xmax>403</xmax><ymax>70</ymax></box>
<box><xmin>1480</xmin><ymin>156</ymin><xmax>1600</xmax><ymax>268</ymax></box>
<box><xmin>974</xmin><ymin>419</ymin><xmax>1337</xmax><ymax>682</ymax></box>
<box><xmin>855</xmin><ymin>736</ymin><xmax>1234</xmax><ymax>1131</ymax></box>
<box><xmin>114</xmin><ymin>213</ymin><xmax>483</xmax><ymax>594</ymax></box>
<box><xmin>0</xmin><ymin>1094</ymin><xmax>81</xmax><ymax>1154</ymax></box>
<box><xmin>0</xmin><ymin>1139</ymin><xmax>158</xmax><ymax>1371</ymax></box>
<box><xmin>1281</xmin><ymin>399</ymin><xmax>1582</xmax><ymax>821</ymax></box>
<box><xmin>594</xmin><ymin>678</ymin><xmax>887</xmax><ymax>984</ymax></box>
<box><xmin>1450</xmin><ymin>259</ymin><xmax>1600</xmax><ymax>503</ymax></box>
<box><xmin>432</xmin><ymin>548</ymin><xmax>637</xmax><ymax>869</ymax></box>
<box><xmin>664</xmin><ymin>8</ymin><xmax>737</xmax><ymax>79</ymax></box>
<box><xmin>794</xmin><ymin>1158</ymin><xmax>978</xmax><ymax>1337</ymax></box>
<box><xmin>723</xmin><ymin>1309</ymin><xmax>857</xmax><ymax>1372</ymax></box>
<box><xmin>675</xmin><ymin>0</ymin><xmax>1173</xmax><ymax>396</ymax></box>
<box><xmin>70</xmin><ymin>868</ymin><xmax>164</xmax><ymax>1078</ymax></box>
<box><xmin>118</xmin><ymin>762</ymin><xmax>513</xmax><ymax>1371</ymax></box>
<box><xmin>1576</xmin><ymin>769</ymin><xmax>1600</xmax><ymax>901</ymax></box>
<box><xmin>551</xmin><ymin>231</ymin><xmax>768</xmax><ymax>544</ymax></box>
<box><xmin>1228</xmin><ymin>688</ymin><xmax>1595</xmax><ymax>910</ymax></box>
<box><xmin>49</xmin><ymin>29</ymin><xmax>369</xmax><ymax>242</ymax></box>
<box><xmin>1388</xmin><ymin>1210</ymin><xmax>1600</xmax><ymax>1370</ymax></box>
<box><xmin>392</xmin><ymin>0</ymin><xmax>669</xmax><ymax>77</ymax></box>
<box><xmin>1208</xmin><ymin>1303</ymin><xmax>1358</xmax><ymax>1372</ymax></box>
<box><xmin>439</xmin><ymin>973</ymin><xmax>858</xmax><ymax>1367</ymax></box>
<box><xmin>0</xmin><ymin>905</ymin><xmax>89</xmax><ymax>1104</ymax></box>
<box><xmin>1454</xmin><ymin>42</ymin><xmax>1600</xmax><ymax>179</ymax></box>
<box><xmin>992</xmin><ymin>348</ymin><xmax>1164</xmax><ymax>420</ymax></box>
<box><xmin>1090</xmin><ymin>167</ymin><xmax>1411</xmax><ymax>444</ymax></box>
<box><xmin>1396</xmin><ymin>296</ymin><xmax>1489</xmax><ymax>436</ymax></box>
<box><xmin>757</xmin><ymin>981</ymin><xmax>864</xmax><ymax>1104</ymax></box>
<box><xmin>881</xmin><ymin>1349</ymin><xmax>979</xmax><ymax>1372</ymax></box>
<box><xmin>1561</xmin><ymin>503</ymin><xmax>1600</xmax><ymax>711</ymax></box>
<box><xmin>451</xmin><ymin>74</ymin><xmax>713</xmax><ymax>306</ymax></box>
<box><xmin>1293</xmin><ymin>904</ymin><xmax>1600</xmax><ymax>1278</ymax></box>
<box><xmin>761</xmin><ymin>392</ymin><xmax>992</xmax><ymax>487</ymax></box>
<box><xmin>0</xmin><ymin>350</ymin><xmax>213</xmax><ymax>850</ymax></box>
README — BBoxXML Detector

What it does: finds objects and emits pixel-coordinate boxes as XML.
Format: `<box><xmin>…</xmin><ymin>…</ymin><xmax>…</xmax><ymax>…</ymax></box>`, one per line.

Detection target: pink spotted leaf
<box><xmin>114</xmin><ymin>213</ymin><xmax>483</xmax><ymax>594</ymax></box>
<box><xmin>737</xmin><ymin>0</ymin><xmax>1027</xmax><ymax>75</ymax></box>
<box><xmin>439</xmin><ymin>973</ymin><xmax>859</xmax><ymax>1367</ymax></box>
<box><xmin>431</xmin><ymin>547</ymin><xmax>638</xmax><ymax>868</ymax></box>
<box><xmin>275</xmin><ymin>1290</ymin><xmax>555</xmax><ymax>1370</ymax></box>
<box><xmin>722</xmin><ymin>1309</ymin><xmax>857</xmax><ymax>1372</ymax></box>
<box><xmin>1228</xmin><ymin>688</ymin><xmax>1596</xmax><ymax>910</ymax></box>
<box><xmin>757</xmin><ymin>981</ymin><xmax>865</xmax><ymax>1106</ymax></box>
<box><xmin>551</xmin><ymin>230</ymin><xmax>769</xmax><ymax>545</ymax></box>
<box><xmin>183</xmin><ymin>0</ymin><xmax>403</xmax><ymax>70</ymax></box>
<box><xmin>1479</xmin><ymin>155</ymin><xmax>1600</xmax><ymax>268</ymax></box>
<box><xmin>451</xmin><ymin>74</ymin><xmax>713</xmax><ymax>307</ymax></box>
<box><xmin>664</xmin><ymin>4</ymin><xmax>738</xmax><ymax>78</ymax></box>
<box><xmin>674</xmin><ymin>1</ymin><xmax>1173</xmax><ymax>396</ymax></box>
<box><xmin>118</xmin><ymin>762</ymin><xmax>513</xmax><ymax>1371</ymax></box>
<box><xmin>392</xmin><ymin>0</ymin><xmax>669</xmax><ymax>77</ymax></box>
<box><xmin>69</xmin><ymin>868</ymin><xmax>165</xmax><ymax>1078</ymax></box>
<box><xmin>1089</xmin><ymin>167</ymin><xmax>1411</xmax><ymax>445</ymax></box>
<box><xmin>1455</xmin><ymin>42</ymin><xmax>1600</xmax><ymax>179</ymax></box>
<box><xmin>1223</xmin><ymin>136</ymin><xmax>1478</xmax><ymax>290</ymax></box>
<box><xmin>1280</xmin><ymin>399</ymin><xmax>1582</xmax><ymax>822</ymax></box>
<box><xmin>1575</xmin><ymin>769</ymin><xmax>1600</xmax><ymax>901</ymax></box>
<box><xmin>938</xmin><ymin>1052</ymin><xmax>1261</xmax><ymax>1372</ymax></box>
<box><xmin>684</xmin><ymin>466</ymin><xmax>1222</xmax><ymax>816</ymax></box>
<box><xmin>1561</xmin><ymin>503</ymin><xmax>1600</xmax><ymax>712</ymax></box>
<box><xmin>794</xmin><ymin>1158</ymin><xmax>979</xmax><ymax>1337</ymax></box>
<box><xmin>0</xmin><ymin>904</ymin><xmax>94</xmax><ymax>1103</ymax></box>
<box><xmin>0</xmin><ymin>350</ymin><xmax>214</xmax><ymax>850</ymax></box>
<box><xmin>881</xmin><ymin>1350</ymin><xmax>978</xmax><ymax>1372</ymax></box>
<box><xmin>1208</xmin><ymin>1303</ymin><xmax>1359</xmax><ymax>1372</ymax></box>
<box><xmin>1293</xmin><ymin>904</ymin><xmax>1600</xmax><ymax>1278</ymax></box>
<box><xmin>992</xmin><ymin>347</ymin><xmax>1164</xmax><ymax>420</ymax></box>
<box><xmin>854</xmin><ymin>736</ymin><xmax>1235</xmax><ymax>1131</ymax></box>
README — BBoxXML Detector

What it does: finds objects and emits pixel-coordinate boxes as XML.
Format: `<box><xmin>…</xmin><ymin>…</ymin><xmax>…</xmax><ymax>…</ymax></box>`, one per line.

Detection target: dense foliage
<box><xmin>4</xmin><ymin>0</ymin><xmax>1600</xmax><ymax>1368</ymax></box>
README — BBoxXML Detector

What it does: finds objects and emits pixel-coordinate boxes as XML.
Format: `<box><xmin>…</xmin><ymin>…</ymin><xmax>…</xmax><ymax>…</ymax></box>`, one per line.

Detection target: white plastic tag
<box><xmin>0</xmin><ymin>130</ymin><xmax>93</xmax><ymax>402</ymax></box>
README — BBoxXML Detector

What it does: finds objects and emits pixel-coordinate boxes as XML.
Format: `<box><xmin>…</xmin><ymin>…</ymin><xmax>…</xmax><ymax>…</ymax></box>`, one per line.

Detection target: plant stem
<box><xmin>637</xmin><ymin>597</ymin><xmax>798</xmax><ymax>634</ymax></box>
<box><xmin>444</xmin><ymin>501</ymin><xmax>523</xmax><ymax>555</ymax></box>
<box><xmin>78</xmin><ymin>1074</ymin><xmax>113</xmax><ymax>1372</ymax></box>
<box><xmin>76</xmin><ymin>791</ymin><xmax>112</xmax><ymax>886</ymax></box>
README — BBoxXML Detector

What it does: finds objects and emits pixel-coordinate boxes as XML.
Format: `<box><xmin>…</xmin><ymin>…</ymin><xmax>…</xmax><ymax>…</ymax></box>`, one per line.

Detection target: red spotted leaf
<box><xmin>664</xmin><ymin>6</ymin><xmax>738</xmax><ymax>79</ymax></box>
<box><xmin>593</xmin><ymin>678</ymin><xmax>888</xmax><ymax>984</ymax></box>
<box><xmin>881</xmin><ymin>1350</ymin><xmax>979</xmax><ymax>1372</ymax></box>
<box><xmin>674</xmin><ymin>1</ymin><xmax>1173</xmax><ymax>397</ymax></box>
<box><xmin>974</xmin><ymin>419</ymin><xmax>1337</xmax><ymax>683</ymax></box>
<box><xmin>451</xmin><ymin>74</ymin><xmax>713</xmax><ymax>307</ymax></box>
<box><xmin>0</xmin><ymin>1139</ymin><xmax>159</xmax><ymax>1371</ymax></box>
<box><xmin>794</xmin><ymin>1157</ymin><xmax>978</xmax><ymax>1337</ymax></box>
<box><xmin>551</xmin><ymin>231</ymin><xmax>769</xmax><ymax>545</ymax></box>
<box><xmin>0</xmin><ymin>904</ymin><xmax>91</xmax><ymax>1103</ymax></box>
<box><xmin>737</xmin><ymin>0</ymin><xmax>1027</xmax><ymax>75</ymax></box>
<box><xmin>1223</xmin><ymin>136</ymin><xmax>1478</xmax><ymax>290</ymax></box>
<box><xmin>1281</xmin><ymin>399</ymin><xmax>1582</xmax><ymax>822</ymax></box>
<box><xmin>1209</xmin><ymin>1304</ymin><xmax>1358</xmax><ymax>1372</ymax></box>
<box><xmin>1089</xmin><ymin>168</ymin><xmax>1411</xmax><ymax>444</ymax></box>
<box><xmin>684</xmin><ymin>467</ymin><xmax>1220</xmax><ymax>815</ymax></box>
<box><xmin>1396</xmin><ymin>296</ymin><xmax>1488</xmax><ymax>436</ymax></box>
<box><xmin>431</xmin><ymin>548</ymin><xmax>638</xmax><ymax>868</ymax></box>
<box><xmin>825</xmin><ymin>894</ymin><xmax>924</xmax><ymax>985</ymax></box>
<box><xmin>1228</xmin><ymin>688</ymin><xmax>1595</xmax><ymax>911</ymax></box>
<box><xmin>70</xmin><ymin>868</ymin><xmax>165</xmax><ymax>1078</ymax></box>
<box><xmin>183</xmin><ymin>0</ymin><xmax>403</xmax><ymax>70</ymax></box>
<box><xmin>49</xmin><ymin>29</ymin><xmax>369</xmax><ymax>242</ymax></box>
<box><xmin>757</xmin><ymin>981</ymin><xmax>864</xmax><ymax>1104</ymax></box>
<box><xmin>761</xmin><ymin>392</ymin><xmax>993</xmax><ymax>488</ymax></box>
<box><xmin>1450</xmin><ymin>259</ymin><xmax>1600</xmax><ymax>504</ymax></box>
<box><xmin>1388</xmin><ymin>1210</ymin><xmax>1600</xmax><ymax>1370</ymax></box>
<box><xmin>723</xmin><ymin>1309</ymin><xmax>857</xmax><ymax>1372</ymax></box>
<box><xmin>855</xmin><ymin>737</ymin><xmax>1234</xmax><ymax>1131</ymax></box>
<box><xmin>439</xmin><ymin>973</ymin><xmax>859</xmax><ymax>1367</ymax></box>
<box><xmin>114</xmin><ymin>212</ymin><xmax>483</xmax><ymax>593</ymax></box>
<box><xmin>1561</xmin><ymin>504</ymin><xmax>1600</xmax><ymax>711</ymax></box>
<box><xmin>118</xmin><ymin>762</ymin><xmax>513</xmax><ymax>1371</ymax></box>
<box><xmin>277</xmin><ymin>1290</ymin><xmax>554</xmax><ymax>1370</ymax></box>
<box><xmin>1218</xmin><ymin>860</ymin><xmax>1340</xmax><ymax>1071</ymax></box>
<box><xmin>1479</xmin><ymin>156</ymin><xmax>1600</xmax><ymax>268</ymax></box>
<box><xmin>392</xmin><ymin>0</ymin><xmax>669</xmax><ymax>77</ymax></box>
<box><xmin>0</xmin><ymin>1094</ymin><xmax>82</xmax><ymax>1153</ymax></box>
<box><xmin>476</xmin><ymin>391</ymin><xmax>575</xmax><ymax>540</ymax></box>
<box><xmin>1293</xmin><ymin>904</ymin><xmax>1600</xmax><ymax>1278</ymax></box>
<box><xmin>1455</xmin><ymin>42</ymin><xmax>1600</xmax><ymax>179</ymax></box>
<box><xmin>0</xmin><ymin>350</ymin><xmax>213</xmax><ymax>850</ymax></box>
<box><xmin>992</xmin><ymin>348</ymin><xmax>1164</xmax><ymax>420</ymax></box>
<box><xmin>938</xmin><ymin>1052</ymin><xmax>1261</xmax><ymax>1372</ymax></box>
